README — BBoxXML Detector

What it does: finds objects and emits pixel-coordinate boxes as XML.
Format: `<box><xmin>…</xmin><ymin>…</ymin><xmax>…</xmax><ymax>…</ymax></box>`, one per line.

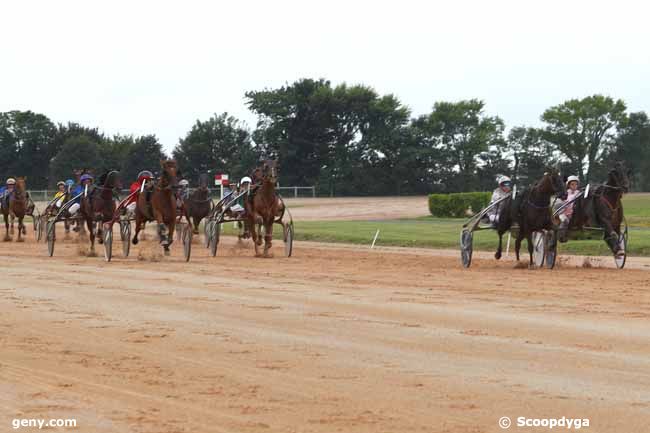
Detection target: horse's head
<box><xmin>198</xmin><ymin>173</ymin><xmax>209</xmax><ymax>190</ymax></box>
<box><xmin>14</xmin><ymin>177</ymin><xmax>26</xmax><ymax>199</ymax></box>
<box><xmin>608</xmin><ymin>161</ymin><xmax>630</xmax><ymax>193</ymax></box>
<box><xmin>159</xmin><ymin>159</ymin><xmax>179</xmax><ymax>188</ymax></box>
<box><xmin>100</xmin><ymin>170</ymin><xmax>121</xmax><ymax>190</ymax></box>
<box><xmin>261</xmin><ymin>159</ymin><xmax>278</xmax><ymax>184</ymax></box>
<box><xmin>541</xmin><ymin>168</ymin><xmax>567</xmax><ymax>200</ymax></box>
<box><xmin>15</xmin><ymin>177</ymin><xmax>26</xmax><ymax>191</ymax></box>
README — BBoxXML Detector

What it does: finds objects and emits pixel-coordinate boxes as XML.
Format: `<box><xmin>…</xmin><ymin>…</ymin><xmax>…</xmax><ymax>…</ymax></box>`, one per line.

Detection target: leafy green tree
<box><xmin>49</xmin><ymin>135</ymin><xmax>103</xmax><ymax>183</ymax></box>
<box><xmin>613</xmin><ymin>111</ymin><xmax>650</xmax><ymax>191</ymax></box>
<box><xmin>121</xmin><ymin>134</ymin><xmax>166</xmax><ymax>183</ymax></box>
<box><xmin>417</xmin><ymin>100</ymin><xmax>504</xmax><ymax>192</ymax></box>
<box><xmin>542</xmin><ymin>95</ymin><xmax>627</xmax><ymax>182</ymax></box>
<box><xmin>505</xmin><ymin>126</ymin><xmax>560</xmax><ymax>185</ymax></box>
<box><xmin>173</xmin><ymin>113</ymin><xmax>256</xmax><ymax>185</ymax></box>
<box><xmin>0</xmin><ymin>111</ymin><xmax>57</xmax><ymax>188</ymax></box>
<box><xmin>247</xmin><ymin>79</ymin><xmax>334</xmax><ymax>188</ymax></box>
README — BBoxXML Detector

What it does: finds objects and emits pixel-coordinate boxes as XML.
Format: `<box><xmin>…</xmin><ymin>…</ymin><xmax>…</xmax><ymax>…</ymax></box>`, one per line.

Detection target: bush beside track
<box><xmin>428</xmin><ymin>192</ymin><xmax>491</xmax><ymax>217</ymax></box>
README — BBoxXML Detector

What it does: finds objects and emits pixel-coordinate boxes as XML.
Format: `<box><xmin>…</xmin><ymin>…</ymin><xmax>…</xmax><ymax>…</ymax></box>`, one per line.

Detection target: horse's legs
<box><xmin>514</xmin><ymin>233</ymin><xmax>523</xmax><ymax>261</ymax></box>
<box><xmin>601</xmin><ymin>220</ymin><xmax>621</xmax><ymax>255</ymax></box>
<box><xmin>526</xmin><ymin>232</ymin><xmax>534</xmax><ymax>268</ymax></box>
<box><xmin>96</xmin><ymin>218</ymin><xmax>104</xmax><ymax>244</ymax></box>
<box><xmin>192</xmin><ymin>216</ymin><xmax>201</xmax><ymax>235</ymax></box>
<box><xmin>16</xmin><ymin>216</ymin><xmax>24</xmax><ymax>242</ymax></box>
<box><xmin>153</xmin><ymin>209</ymin><xmax>170</xmax><ymax>254</ymax></box>
<box><xmin>132</xmin><ymin>215</ymin><xmax>143</xmax><ymax>245</ymax></box>
<box><xmin>87</xmin><ymin>218</ymin><xmax>97</xmax><ymax>253</ymax></box>
<box><xmin>167</xmin><ymin>219</ymin><xmax>175</xmax><ymax>250</ymax></box>
<box><xmin>3</xmin><ymin>212</ymin><xmax>10</xmax><ymax>241</ymax></box>
<box><xmin>249</xmin><ymin>218</ymin><xmax>261</xmax><ymax>257</ymax></box>
<box><xmin>263</xmin><ymin>219</ymin><xmax>273</xmax><ymax>257</ymax></box>
<box><xmin>10</xmin><ymin>214</ymin><xmax>14</xmax><ymax>235</ymax></box>
<box><xmin>495</xmin><ymin>231</ymin><xmax>503</xmax><ymax>260</ymax></box>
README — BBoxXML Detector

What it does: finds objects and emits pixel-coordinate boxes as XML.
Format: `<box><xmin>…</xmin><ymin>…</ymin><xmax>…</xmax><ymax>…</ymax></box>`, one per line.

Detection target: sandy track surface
<box><xmin>283</xmin><ymin>196</ymin><xmax>429</xmax><ymax>221</ymax></box>
<box><xmin>1</xmin><ymin>231</ymin><xmax>650</xmax><ymax>433</ymax></box>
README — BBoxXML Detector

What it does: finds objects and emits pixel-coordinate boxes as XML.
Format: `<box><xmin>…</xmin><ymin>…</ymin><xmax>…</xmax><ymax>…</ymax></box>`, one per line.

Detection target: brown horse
<box><xmin>186</xmin><ymin>173</ymin><xmax>213</xmax><ymax>235</ymax></box>
<box><xmin>571</xmin><ymin>161</ymin><xmax>630</xmax><ymax>256</ymax></box>
<box><xmin>2</xmin><ymin>177</ymin><xmax>29</xmax><ymax>242</ymax></box>
<box><xmin>79</xmin><ymin>171</ymin><xmax>120</xmax><ymax>254</ymax></box>
<box><xmin>511</xmin><ymin>169</ymin><xmax>566</xmax><ymax>267</ymax></box>
<box><xmin>246</xmin><ymin>160</ymin><xmax>283</xmax><ymax>257</ymax></box>
<box><xmin>132</xmin><ymin>160</ymin><xmax>179</xmax><ymax>255</ymax></box>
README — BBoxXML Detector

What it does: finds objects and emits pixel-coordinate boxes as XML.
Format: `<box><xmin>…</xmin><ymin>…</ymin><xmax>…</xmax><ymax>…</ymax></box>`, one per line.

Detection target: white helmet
<box><xmin>566</xmin><ymin>175</ymin><xmax>579</xmax><ymax>186</ymax></box>
<box><xmin>497</xmin><ymin>175</ymin><xmax>511</xmax><ymax>185</ymax></box>
<box><xmin>6</xmin><ymin>178</ymin><xmax>16</xmax><ymax>185</ymax></box>
<box><xmin>179</xmin><ymin>179</ymin><xmax>189</xmax><ymax>187</ymax></box>
<box><xmin>240</xmin><ymin>176</ymin><xmax>252</xmax><ymax>184</ymax></box>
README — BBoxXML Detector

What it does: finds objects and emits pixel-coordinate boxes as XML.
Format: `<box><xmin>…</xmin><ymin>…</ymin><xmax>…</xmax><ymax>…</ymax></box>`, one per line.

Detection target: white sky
<box><xmin>1</xmin><ymin>0</ymin><xmax>648</xmax><ymax>153</ymax></box>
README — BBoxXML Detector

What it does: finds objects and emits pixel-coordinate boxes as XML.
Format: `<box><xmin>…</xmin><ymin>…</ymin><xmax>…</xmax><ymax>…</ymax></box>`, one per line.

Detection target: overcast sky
<box><xmin>2</xmin><ymin>0</ymin><xmax>648</xmax><ymax>153</ymax></box>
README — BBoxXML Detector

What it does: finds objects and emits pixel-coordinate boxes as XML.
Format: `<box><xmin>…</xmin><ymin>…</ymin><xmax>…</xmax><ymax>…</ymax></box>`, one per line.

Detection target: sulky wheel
<box><xmin>182</xmin><ymin>223</ymin><xmax>192</xmax><ymax>262</ymax></box>
<box><xmin>532</xmin><ymin>231</ymin><xmax>546</xmax><ymax>268</ymax></box>
<box><xmin>614</xmin><ymin>227</ymin><xmax>628</xmax><ymax>269</ymax></box>
<box><xmin>460</xmin><ymin>229</ymin><xmax>473</xmax><ymax>268</ymax></box>
<box><xmin>284</xmin><ymin>222</ymin><xmax>294</xmax><ymax>257</ymax></box>
<box><xmin>120</xmin><ymin>220</ymin><xmax>131</xmax><ymax>257</ymax></box>
<box><xmin>545</xmin><ymin>230</ymin><xmax>558</xmax><ymax>269</ymax></box>
<box><xmin>103</xmin><ymin>225</ymin><xmax>113</xmax><ymax>262</ymax></box>
<box><xmin>209</xmin><ymin>221</ymin><xmax>221</xmax><ymax>257</ymax></box>
<box><xmin>46</xmin><ymin>220</ymin><xmax>56</xmax><ymax>257</ymax></box>
<box><xmin>204</xmin><ymin>220</ymin><xmax>213</xmax><ymax>248</ymax></box>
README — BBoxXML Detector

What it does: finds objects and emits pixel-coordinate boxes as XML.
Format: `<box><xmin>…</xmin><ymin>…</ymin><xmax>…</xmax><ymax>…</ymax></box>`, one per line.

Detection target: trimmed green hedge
<box><xmin>428</xmin><ymin>192</ymin><xmax>492</xmax><ymax>217</ymax></box>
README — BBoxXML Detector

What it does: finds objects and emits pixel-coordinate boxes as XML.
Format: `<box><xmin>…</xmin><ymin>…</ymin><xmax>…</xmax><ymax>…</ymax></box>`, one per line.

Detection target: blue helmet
<box><xmin>65</xmin><ymin>179</ymin><xmax>75</xmax><ymax>186</ymax></box>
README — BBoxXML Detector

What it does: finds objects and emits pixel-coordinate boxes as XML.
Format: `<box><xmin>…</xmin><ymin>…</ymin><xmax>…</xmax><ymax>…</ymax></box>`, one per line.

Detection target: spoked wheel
<box><xmin>182</xmin><ymin>223</ymin><xmax>192</xmax><ymax>262</ymax></box>
<box><xmin>204</xmin><ymin>220</ymin><xmax>213</xmax><ymax>248</ymax></box>
<box><xmin>615</xmin><ymin>227</ymin><xmax>628</xmax><ymax>269</ymax></box>
<box><xmin>460</xmin><ymin>229</ymin><xmax>473</xmax><ymax>268</ymax></box>
<box><xmin>545</xmin><ymin>230</ymin><xmax>558</xmax><ymax>269</ymax></box>
<box><xmin>209</xmin><ymin>221</ymin><xmax>221</xmax><ymax>257</ymax></box>
<box><xmin>34</xmin><ymin>215</ymin><xmax>43</xmax><ymax>241</ymax></box>
<box><xmin>46</xmin><ymin>220</ymin><xmax>56</xmax><ymax>257</ymax></box>
<box><xmin>532</xmin><ymin>231</ymin><xmax>546</xmax><ymax>268</ymax></box>
<box><xmin>103</xmin><ymin>224</ymin><xmax>113</xmax><ymax>262</ymax></box>
<box><xmin>120</xmin><ymin>220</ymin><xmax>131</xmax><ymax>257</ymax></box>
<box><xmin>284</xmin><ymin>222</ymin><xmax>294</xmax><ymax>257</ymax></box>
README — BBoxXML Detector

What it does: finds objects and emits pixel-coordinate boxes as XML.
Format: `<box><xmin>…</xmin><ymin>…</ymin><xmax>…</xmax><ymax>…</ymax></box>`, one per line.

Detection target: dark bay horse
<box><xmin>79</xmin><ymin>171</ymin><xmax>120</xmax><ymax>254</ymax></box>
<box><xmin>186</xmin><ymin>173</ymin><xmax>212</xmax><ymax>235</ymax></box>
<box><xmin>246</xmin><ymin>160</ymin><xmax>283</xmax><ymax>257</ymax></box>
<box><xmin>572</xmin><ymin>161</ymin><xmax>630</xmax><ymax>256</ymax></box>
<box><xmin>132</xmin><ymin>160</ymin><xmax>179</xmax><ymax>255</ymax></box>
<box><xmin>2</xmin><ymin>177</ymin><xmax>29</xmax><ymax>242</ymax></box>
<box><xmin>511</xmin><ymin>169</ymin><xmax>566</xmax><ymax>267</ymax></box>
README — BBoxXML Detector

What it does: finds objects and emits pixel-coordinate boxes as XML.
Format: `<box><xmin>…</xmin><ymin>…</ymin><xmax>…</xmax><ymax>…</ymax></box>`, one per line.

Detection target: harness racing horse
<box><xmin>132</xmin><ymin>160</ymin><xmax>179</xmax><ymax>255</ymax></box>
<box><xmin>79</xmin><ymin>171</ymin><xmax>121</xmax><ymax>254</ymax></box>
<box><xmin>186</xmin><ymin>173</ymin><xmax>212</xmax><ymax>235</ymax></box>
<box><xmin>572</xmin><ymin>161</ymin><xmax>630</xmax><ymax>257</ymax></box>
<box><xmin>246</xmin><ymin>160</ymin><xmax>283</xmax><ymax>257</ymax></box>
<box><xmin>2</xmin><ymin>177</ymin><xmax>29</xmax><ymax>242</ymax></box>
<box><xmin>511</xmin><ymin>169</ymin><xmax>566</xmax><ymax>267</ymax></box>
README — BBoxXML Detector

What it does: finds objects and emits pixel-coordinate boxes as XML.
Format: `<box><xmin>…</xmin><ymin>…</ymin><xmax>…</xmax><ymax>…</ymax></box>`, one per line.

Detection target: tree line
<box><xmin>1</xmin><ymin>78</ymin><xmax>649</xmax><ymax>194</ymax></box>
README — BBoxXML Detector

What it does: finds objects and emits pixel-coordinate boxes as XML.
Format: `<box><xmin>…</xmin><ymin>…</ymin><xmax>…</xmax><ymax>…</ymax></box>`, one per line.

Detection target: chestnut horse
<box><xmin>132</xmin><ymin>160</ymin><xmax>179</xmax><ymax>255</ymax></box>
<box><xmin>245</xmin><ymin>160</ymin><xmax>284</xmax><ymax>257</ymax></box>
<box><xmin>79</xmin><ymin>170</ymin><xmax>120</xmax><ymax>254</ymax></box>
<box><xmin>510</xmin><ymin>169</ymin><xmax>566</xmax><ymax>267</ymax></box>
<box><xmin>2</xmin><ymin>177</ymin><xmax>29</xmax><ymax>242</ymax></box>
<box><xmin>186</xmin><ymin>173</ymin><xmax>212</xmax><ymax>235</ymax></box>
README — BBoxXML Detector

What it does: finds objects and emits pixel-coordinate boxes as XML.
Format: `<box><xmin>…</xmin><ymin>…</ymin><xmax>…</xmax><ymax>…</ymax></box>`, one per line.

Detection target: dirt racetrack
<box><xmin>1</xmin><ymin>222</ymin><xmax>650</xmax><ymax>432</ymax></box>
